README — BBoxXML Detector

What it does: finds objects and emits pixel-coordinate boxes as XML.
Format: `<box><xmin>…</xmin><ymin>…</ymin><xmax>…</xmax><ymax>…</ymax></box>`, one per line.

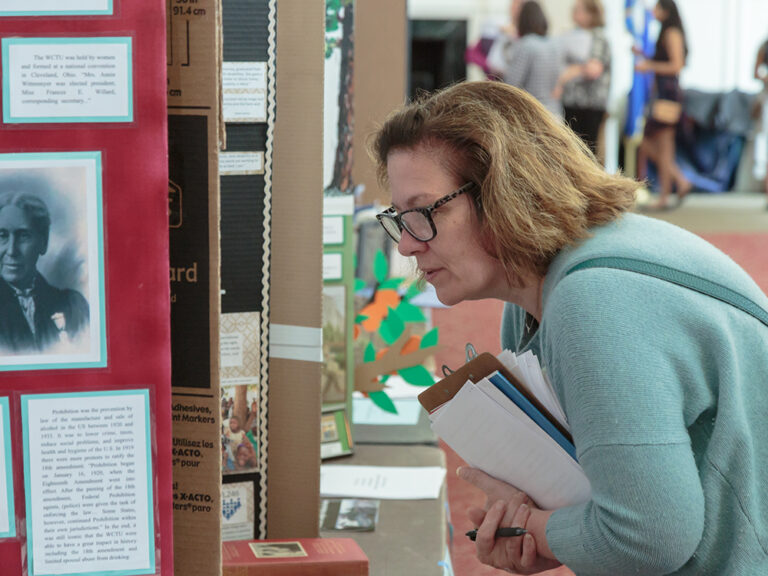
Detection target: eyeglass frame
<box><xmin>376</xmin><ymin>181</ymin><xmax>476</xmax><ymax>243</ymax></box>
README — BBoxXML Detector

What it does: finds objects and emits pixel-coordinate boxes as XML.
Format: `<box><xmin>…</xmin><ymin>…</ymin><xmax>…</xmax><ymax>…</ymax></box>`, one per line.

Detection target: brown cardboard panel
<box><xmin>352</xmin><ymin>0</ymin><xmax>408</xmax><ymax>206</ymax></box>
<box><xmin>167</xmin><ymin>1</ymin><xmax>223</xmax><ymax>575</ymax></box>
<box><xmin>267</xmin><ymin>359</ymin><xmax>323</xmax><ymax>537</ymax></box>
<box><xmin>270</xmin><ymin>0</ymin><xmax>324</xmax><ymax>329</ymax></box>
<box><xmin>267</xmin><ymin>0</ymin><xmax>325</xmax><ymax>538</ymax></box>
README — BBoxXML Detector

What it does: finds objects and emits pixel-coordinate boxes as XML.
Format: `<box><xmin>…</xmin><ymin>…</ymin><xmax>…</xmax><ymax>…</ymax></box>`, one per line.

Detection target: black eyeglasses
<box><xmin>376</xmin><ymin>182</ymin><xmax>475</xmax><ymax>243</ymax></box>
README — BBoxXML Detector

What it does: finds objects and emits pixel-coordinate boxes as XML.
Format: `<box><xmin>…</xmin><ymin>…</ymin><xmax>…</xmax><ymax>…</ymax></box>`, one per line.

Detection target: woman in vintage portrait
<box><xmin>0</xmin><ymin>189</ymin><xmax>90</xmax><ymax>355</ymax></box>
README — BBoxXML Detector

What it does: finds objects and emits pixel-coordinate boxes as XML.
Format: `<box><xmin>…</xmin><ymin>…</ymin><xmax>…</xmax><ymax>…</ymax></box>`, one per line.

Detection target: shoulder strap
<box><xmin>566</xmin><ymin>256</ymin><xmax>768</xmax><ymax>328</ymax></box>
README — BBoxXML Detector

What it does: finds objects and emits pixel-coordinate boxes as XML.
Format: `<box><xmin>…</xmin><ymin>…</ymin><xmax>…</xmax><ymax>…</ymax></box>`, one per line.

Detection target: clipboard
<box><xmin>417</xmin><ymin>350</ymin><xmax>573</xmax><ymax>444</ymax></box>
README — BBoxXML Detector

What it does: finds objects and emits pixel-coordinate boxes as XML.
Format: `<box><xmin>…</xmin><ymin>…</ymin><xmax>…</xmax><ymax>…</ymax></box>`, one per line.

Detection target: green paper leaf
<box><xmin>354</xmin><ymin>278</ymin><xmax>366</xmax><ymax>292</ymax></box>
<box><xmin>379</xmin><ymin>277</ymin><xmax>404</xmax><ymax>290</ymax></box>
<box><xmin>368</xmin><ymin>391</ymin><xmax>398</xmax><ymax>414</ymax></box>
<box><xmin>364</xmin><ymin>342</ymin><xmax>376</xmax><ymax>363</ymax></box>
<box><xmin>395</xmin><ymin>300</ymin><xmax>426</xmax><ymax>323</ymax></box>
<box><xmin>355</xmin><ymin>314</ymin><xmax>369</xmax><ymax>325</ymax></box>
<box><xmin>398</xmin><ymin>365</ymin><xmax>435</xmax><ymax>387</ymax></box>
<box><xmin>420</xmin><ymin>328</ymin><xmax>439</xmax><ymax>349</ymax></box>
<box><xmin>378</xmin><ymin>308</ymin><xmax>405</xmax><ymax>345</ymax></box>
<box><xmin>373</xmin><ymin>250</ymin><xmax>389</xmax><ymax>284</ymax></box>
<box><xmin>381</xmin><ymin>374</ymin><xmax>390</xmax><ymax>384</ymax></box>
<box><xmin>405</xmin><ymin>281</ymin><xmax>424</xmax><ymax>300</ymax></box>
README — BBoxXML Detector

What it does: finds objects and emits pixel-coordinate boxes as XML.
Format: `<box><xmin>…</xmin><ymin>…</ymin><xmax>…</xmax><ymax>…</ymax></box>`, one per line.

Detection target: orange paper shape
<box><xmin>357</xmin><ymin>289</ymin><xmax>400</xmax><ymax>332</ymax></box>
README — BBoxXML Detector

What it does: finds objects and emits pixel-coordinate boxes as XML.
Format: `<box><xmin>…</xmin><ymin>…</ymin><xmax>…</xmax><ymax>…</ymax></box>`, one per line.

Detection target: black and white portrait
<box><xmin>0</xmin><ymin>152</ymin><xmax>104</xmax><ymax>370</ymax></box>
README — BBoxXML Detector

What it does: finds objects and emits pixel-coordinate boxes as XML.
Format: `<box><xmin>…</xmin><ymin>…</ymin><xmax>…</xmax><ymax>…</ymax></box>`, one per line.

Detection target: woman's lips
<box><xmin>422</xmin><ymin>268</ymin><xmax>442</xmax><ymax>282</ymax></box>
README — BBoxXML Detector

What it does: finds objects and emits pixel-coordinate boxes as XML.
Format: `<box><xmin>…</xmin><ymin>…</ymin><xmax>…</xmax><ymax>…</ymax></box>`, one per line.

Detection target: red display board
<box><xmin>0</xmin><ymin>2</ymin><xmax>172</xmax><ymax>575</ymax></box>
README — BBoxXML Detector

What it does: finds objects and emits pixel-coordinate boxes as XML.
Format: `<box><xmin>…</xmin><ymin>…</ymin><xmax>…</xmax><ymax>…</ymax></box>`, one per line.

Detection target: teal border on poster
<box><xmin>20</xmin><ymin>389</ymin><xmax>155</xmax><ymax>576</ymax></box>
<box><xmin>2</xmin><ymin>37</ymin><xmax>133</xmax><ymax>124</ymax></box>
<box><xmin>0</xmin><ymin>397</ymin><xmax>15</xmax><ymax>539</ymax></box>
<box><xmin>0</xmin><ymin>0</ymin><xmax>113</xmax><ymax>16</ymax></box>
<box><xmin>0</xmin><ymin>151</ymin><xmax>108</xmax><ymax>372</ymax></box>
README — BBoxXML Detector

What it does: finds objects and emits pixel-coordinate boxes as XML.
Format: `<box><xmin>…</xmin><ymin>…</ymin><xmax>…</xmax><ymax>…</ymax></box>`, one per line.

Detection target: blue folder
<box><xmin>487</xmin><ymin>371</ymin><xmax>578</xmax><ymax>461</ymax></box>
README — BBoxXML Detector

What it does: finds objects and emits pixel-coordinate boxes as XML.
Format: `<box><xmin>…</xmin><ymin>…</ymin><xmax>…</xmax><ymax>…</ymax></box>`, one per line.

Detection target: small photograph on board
<box><xmin>0</xmin><ymin>152</ymin><xmax>105</xmax><ymax>371</ymax></box>
<box><xmin>320</xmin><ymin>498</ymin><xmax>380</xmax><ymax>532</ymax></box>
<box><xmin>320</xmin><ymin>408</ymin><xmax>353</xmax><ymax>460</ymax></box>
<box><xmin>221</xmin><ymin>382</ymin><xmax>260</xmax><ymax>475</ymax></box>
<box><xmin>321</xmin><ymin>412</ymin><xmax>340</xmax><ymax>443</ymax></box>
<box><xmin>248</xmin><ymin>541</ymin><xmax>308</xmax><ymax>559</ymax></box>
<box><xmin>321</xmin><ymin>284</ymin><xmax>347</xmax><ymax>405</ymax></box>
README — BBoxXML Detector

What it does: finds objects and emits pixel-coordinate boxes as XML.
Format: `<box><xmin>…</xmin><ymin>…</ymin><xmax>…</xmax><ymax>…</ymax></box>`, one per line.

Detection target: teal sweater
<box><xmin>501</xmin><ymin>214</ymin><xmax>768</xmax><ymax>575</ymax></box>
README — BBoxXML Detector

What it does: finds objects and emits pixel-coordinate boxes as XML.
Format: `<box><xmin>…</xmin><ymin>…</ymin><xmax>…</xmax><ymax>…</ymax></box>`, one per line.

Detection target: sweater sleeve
<box><xmin>541</xmin><ymin>269</ymin><xmax>707</xmax><ymax>574</ymax></box>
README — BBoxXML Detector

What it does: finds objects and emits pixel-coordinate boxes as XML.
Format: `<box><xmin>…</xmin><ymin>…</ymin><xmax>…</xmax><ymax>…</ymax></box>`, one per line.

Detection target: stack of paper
<box><xmin>424</xmin><ymin>351</ymin><xmax>591</xmax><ymax>510</ymax></box>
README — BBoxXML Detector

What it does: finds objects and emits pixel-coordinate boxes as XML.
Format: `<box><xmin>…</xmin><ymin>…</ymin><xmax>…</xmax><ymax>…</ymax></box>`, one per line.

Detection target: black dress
<box><xmin>644</xmin><ymin>27</ymin><xmax>684</xmax><ymax>135</ymax></box>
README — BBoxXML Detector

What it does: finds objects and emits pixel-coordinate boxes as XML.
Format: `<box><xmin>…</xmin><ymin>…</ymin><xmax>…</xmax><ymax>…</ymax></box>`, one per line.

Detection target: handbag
<box><xmin>650</xmin><ymin>99</ymin><xmax>682</xmax><ymax>124</ymax></box>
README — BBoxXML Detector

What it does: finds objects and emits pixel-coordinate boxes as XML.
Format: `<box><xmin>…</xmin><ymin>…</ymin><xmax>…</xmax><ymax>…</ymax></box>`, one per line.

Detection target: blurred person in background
<box><xmin>753</xmin><ymin>35</ymin><xmax>768</xmax><ymax>207</ymax></box>
<box><xmin>554</xmin><ymin>0</ymin><xmax>611</xmax><ymax>156</ymax></box>
<box><xmin>482</xmin><ymin>0</ymin><xmax>526</xmax><ymax>79</ymax></box>
<box><xmin>501</xmin><ymin>0</ymin><xmax>563</xmax><ymax>117</ymax></box>
<box><xmin>635</xmin><ymin>0</ymin><xmax>691</xmax><ymax>210</ymax></box>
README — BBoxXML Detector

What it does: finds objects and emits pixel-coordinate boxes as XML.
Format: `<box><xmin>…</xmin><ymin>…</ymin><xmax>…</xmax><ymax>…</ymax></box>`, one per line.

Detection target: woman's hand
<box><xmin>458</xmin><ymin>467</ymin><xmax>567</xmax><ymax>574</ymax></box>
<box><xmin>468</xmin><ymin>500</ymin><xmax>562</xmax><ymax>574</ymax></box>
<box><xmin>635</xmin><ymin>59</ymin><xmax>652</xmax><ymax>73</ymax></box>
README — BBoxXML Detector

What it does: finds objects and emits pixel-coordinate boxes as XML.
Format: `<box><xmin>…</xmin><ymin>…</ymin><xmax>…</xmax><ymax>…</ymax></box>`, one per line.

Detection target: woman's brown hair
<box><xmin>580</xmin><ymin>0</ymin><xmax>605</xmax><ymax>28</ymax></box>
<box><xmin>371</xmin><ymin>81</ymin><xmax>638</xmax><ymax>285</ymax></box>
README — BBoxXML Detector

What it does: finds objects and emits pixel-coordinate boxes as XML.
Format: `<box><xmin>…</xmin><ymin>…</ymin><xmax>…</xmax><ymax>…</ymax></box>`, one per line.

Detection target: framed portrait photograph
<box><xmin>320</xmin><ymin>408</ymin><xmax>353</xmax><ymax>460</ymax></box>
<box><xmin>0</xmin><ymin>151</ymin><xmax>106</xmax><ymax>371</ymax></box>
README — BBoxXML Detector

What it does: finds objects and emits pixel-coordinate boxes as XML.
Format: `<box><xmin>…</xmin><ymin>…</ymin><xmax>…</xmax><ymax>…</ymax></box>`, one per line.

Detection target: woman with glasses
<box><xmin>372</xmin><ymin>81</ymin><xmax>768</xmax><ymax>575</ymax></box>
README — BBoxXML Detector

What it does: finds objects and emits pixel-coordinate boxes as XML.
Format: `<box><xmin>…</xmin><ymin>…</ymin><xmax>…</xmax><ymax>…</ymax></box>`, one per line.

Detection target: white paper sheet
<box><xmin>23</xmin><ymin>391</ymin><xmax>153</xmax><ymax>575</ymax></box>
<box><xmin>221</xmin><ymin>482</ymin><xmax>255</xmax><ymax>542</ymax></box>
<box><xmin>431</xmin><ymin>381</ymin><xmax>590</xmax><ymax>510</ymax></box>
<box><xmin>320</xmin><ymin>465</ymin><xmax>446</xmax><ymax>500</ymax></box>
<box><xmin>3</xmin><ymin>38</ymin><xmax>132</xmax><ymax>122</ymax></box>
<box><xmin>0</xmin><ymin>0</ymin><xmax>110</xmax><ymax>12</ymax></box>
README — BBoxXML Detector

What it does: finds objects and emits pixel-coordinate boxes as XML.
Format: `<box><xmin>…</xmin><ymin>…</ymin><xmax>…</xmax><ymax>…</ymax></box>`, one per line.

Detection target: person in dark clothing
<box><xmin>635</xmin><ymin>0</ymin><xmax>692</xmax><ymax>210</ymax></box>
<box><xmin>0</xmin><ymin>191</ymin><xmax>89</xmax><ymax>354</ymax></box>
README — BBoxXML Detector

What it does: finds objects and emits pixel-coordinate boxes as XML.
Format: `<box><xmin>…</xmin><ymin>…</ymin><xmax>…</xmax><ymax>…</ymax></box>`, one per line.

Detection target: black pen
<box><xmin>465</xmin><ymin>527</ymin><xmax>527</xmax><ymax>541</ymax></box>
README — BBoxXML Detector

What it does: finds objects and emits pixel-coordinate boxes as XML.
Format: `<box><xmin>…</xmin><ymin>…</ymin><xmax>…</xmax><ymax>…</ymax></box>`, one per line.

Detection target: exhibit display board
<box><xmin>0</xmin><ymin>2</ymin><xmax>172</xmax><ymax>576</ymax></box>
<box><xmin>219</xmin><ymin>0</ymin><xmax>276</xmax><ymax>542</ymax></box>
<box><xmin>166</xmin><ymin>0</ymin><xmax>223</xmax><ymax>574</ymax></box>
<box><xmin>265</xmin><ymin>0</ymin><xmax>325</xmax><ymax>540</ymax></box>
<box><xmin>322</xmin><ymin>0</ymin><xmax>356</xmax><ymax>451</ymax></box>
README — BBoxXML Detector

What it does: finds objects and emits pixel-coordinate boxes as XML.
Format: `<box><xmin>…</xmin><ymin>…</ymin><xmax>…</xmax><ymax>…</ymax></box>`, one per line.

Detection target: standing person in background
<box><xmin>484</xmin><ymin>0</ymin><xmax>526</xmax><ymax>79</ymax></box>
<box><xmin>502</xmin><ymin>1</ymin><xmax>563</xmax><ymax>117</ymax></box>
<box><xmin>554</xmin><ymin>0</ymin><xmax>611</xmax><ymax>156</ymax></box>
<box><xmin>635</xmin><ymin>0</ymin><xmax>691</xmax><ymax>210</ymax></box>
<box><xmin>753</xmin><ymin>36</ymin><xmax>768</xmax><ymax>208</ymax></box>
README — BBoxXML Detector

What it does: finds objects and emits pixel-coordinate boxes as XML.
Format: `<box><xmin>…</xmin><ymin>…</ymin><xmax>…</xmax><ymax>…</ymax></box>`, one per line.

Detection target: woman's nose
<box><xmin>6</xmin><ymin>234</ymin><xmax>19</xmax><ymax>255</ymax></box>
<box><xmin>397</xmin><ymin>229</ymin><xmax>427</xmax><ymax>257</ymax></box>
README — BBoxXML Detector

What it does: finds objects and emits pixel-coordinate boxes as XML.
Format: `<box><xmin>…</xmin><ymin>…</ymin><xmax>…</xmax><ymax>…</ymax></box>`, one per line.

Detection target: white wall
<box><xmin>675</xmin><ymin>0</ymin><xmax>768</xmax><ymax>93</ymax></box>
